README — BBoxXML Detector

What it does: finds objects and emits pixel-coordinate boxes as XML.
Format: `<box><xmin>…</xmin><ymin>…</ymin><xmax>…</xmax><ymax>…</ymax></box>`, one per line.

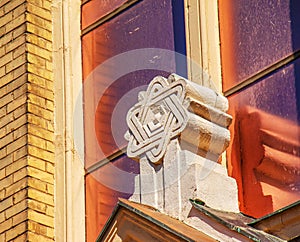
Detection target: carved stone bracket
<box><xmin>125</xmin><ymin>74</ymin><xmax>239</xmax><ymax>217</ymax></box>
<box><xmin>125</xmin><ymin>74</ymin><xmax>232</xmax><ymax>164</ymax></box>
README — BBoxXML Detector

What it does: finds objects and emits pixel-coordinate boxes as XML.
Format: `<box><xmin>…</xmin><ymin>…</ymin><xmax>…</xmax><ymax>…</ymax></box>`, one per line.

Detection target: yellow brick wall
<box><xmin>0</xmin><ymin>0</ymin><xmax>54</xmax><ymax>241</ymax></box>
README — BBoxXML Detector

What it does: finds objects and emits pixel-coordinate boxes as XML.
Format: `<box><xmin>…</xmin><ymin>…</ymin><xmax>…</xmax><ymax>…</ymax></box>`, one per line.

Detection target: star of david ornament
<box><xmin>125</xmin><ymin>76</ymin><xmax>189</xmax><ymax>164</ymax></box>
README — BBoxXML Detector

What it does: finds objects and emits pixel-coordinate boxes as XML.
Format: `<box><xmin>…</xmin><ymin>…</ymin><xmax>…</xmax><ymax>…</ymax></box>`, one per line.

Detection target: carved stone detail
<box><xmin>125</xmin><ymin>76</ymin><xmax>188</xmax><ymax>164</ymax></box>
<box><xmin>126</xmin><ymin>74</ymin><xmax>239</xmax><ymax>217</ymax></box>
<box><xmin>125</xmin><ymin>74</ymin><xmax>232</xmax><ymax>164</ymax></box>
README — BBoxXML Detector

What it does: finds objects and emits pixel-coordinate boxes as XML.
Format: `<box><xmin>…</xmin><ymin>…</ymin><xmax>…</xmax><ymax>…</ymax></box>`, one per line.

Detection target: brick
<box><xmin>26</xmin><ymin>13</ymin><xmax>52</xmax><ymax>32</ymax></box>
<box><xmin>5</xmin><ymin>199</ymin><xmax>27</xmax><ymax>219</ymax></box>
<box><xmin>0</xmin><ymin>218</ymin><xmax>12</xmax><ymax>234</ymax></box>
<box><xmin>28</xmin><ymin>63</ymin><xmax>53</xmax><ymax>81</ymax></box>
<box><xmin>0</xmin><ymin>168</ymin><xmax>4</xmax><ymax>180</ymax></box>
<box><xmin>12</xmin><ymin>210</ymin><xmax>27</xmax><ymax>226</ymax></box>
<box><xmin>0</xmin><ymin>66</ymin><xmax>5</xmax><ymax>78</ymax></box>
<box><xmin>0</xmin><ymin>112</ymin><xmax>13</xmax><ymax>129</ymax></box>
<box><xmin>45</xmin><ymin>61</ymin><xmax>52</xmax><ymax>71</ymax></box>
<box><xmin>0</xmin><ymin>189</ymin><xmax>4</xmax><ymax>201</ymax></box>
<box><xmin>0</xmin><ymin>72</ymin><xmax>13</xmax><ymax>89</ymax></box>
<box><xmin>28</xmin><ymin>189</ymin><xmax>53</xmax><ymax>206</ymax></box>
<box><xmin>27</xmin><ymin>113</ymin><xmax>46</xmax><ymax>130</ymax></box>
<box><xmin>13</xmin><ymin>166</ymin><xmax>27</xmax><ymax>182</ymax></box>
<box><xmin>0</xmin><ymin>31</ymin><xmax>12</xmax><ymax>47</ymax></box>
<box><xmin>45</xmin><ymin>162</ymin><xmax>53</xmax><ymax>174</ymax></box>
<box><xmin>13</xmin><ymin>145</ymin><xmax>28</xmax><ymax>161</ymax></box>
<box><xmin>13</xmin><ymin>83</ymin><xmax>27</xmax><ymax>99</ymax></box>
<box><xmin>0</xmin><ymin>11</ymin><xmax>12</xmax><ymax>28</ymax></box>
<box><xmin>28</xmin><ymin>210</ymin><xmax>53</xmax><ymax>228</ymax></box>
<box><xmin>13</xmin><ymin>43</ymin><xmax>26</xmax><ymax>58</ymax></box>
<box><xmin>27</xmin><ymin>166</ymin><xmax>53</xmax><ymax>184</ymax></box>
<box><xmin>45</xmin><ymin>141</ymin><xmax>54</xmax><ymax>153</ymax></box>
<box><xmin>45</xmin><ymin>205</ymin><xmax>53</xmax><ymax>217</ymax></box>
<box><xmin>0</xmin><ymin>197</ymin><xmax>13</xmax><ymax>213</ymax></box>
<box><xmin>27</xmin><ymin>43</ymin><xmax>51</xmax><ymax>61</ymax></box>
<box><xmin>13</xmin><ymin>104</ymin><xmax>27</xmax><ymax>120</ymax></box>
<box><xmin>28</xmin><ymin>199</ymin><xmax>46</xmax><ymax>213</ymax></box>
<box><xmin>28</xmin><ymin>93</ymin><xmax>46</xmax><ymax>107</ymax></box>
<box><xmin>28</xmin><ymin>220</ymin><xmax>47</xmax><ymax>236</ymax></box>
<box><xmin>0</xmin><ymin>126</ymin><xmax>6</xmax><ymax>139</ymax></box>
<box><xmin>0</xmin><ymin>153</ymin><xmax>13</xmax><ymax>170</ymax></box>
<box><xmin>7</xmin><ymin>94</ymin><xmax>27</xmax><ymax>114</ymax></box>
<box><xmin>27</xmin><ymin>73</ymin><xmax>46</xmax><ymax>89</ymax></box>
<box><xmin>0</xmin><ymin>175</ymin><xmax>13</xmax><ymax>190</ymax></box>
<box><xmin>13</xmin><ymin>64</ymin><xmax>26</xmax><ymax>79</ymax></box>
<box><xmin>12</xmin><ymin>23</ymin><xmax>26</xmax><ymax>39</ymax></box>
<box><xmin>28</xmin><ymin>134</ymin><xmax>46</xmax><ymax>150</ymax></box>
<box><xmin>28</xmin><ymin>83</ymin><xmax>53</xmax><ymax>100</ymax></box>
<box><xmin>0</xmin><ymin>92</ymin><xmax>13</xmax><ymax>108</ymax></box>
<box><xmin>6</xmin><ymin>221</ymin><xmax>27</xmax><ymax>241</ymax></box>
<box><xmin>6</xmin><ymin>135</ymin><xmax>27</xmax><ymax>154</ymax></box>
<box><xmin>0</xmin><ymin>46</ymin><xmax>5</xmax><ymax>57</ymax></box>
<box><xmin>0</xmin><ymin>147</ymin><xmax>6</xmax><ymax>160</ymax></box>
<box><xmin>27</xmin><ymin>53</ymin><xmax>46</xmax><ymax>68</ymax></box>
<box><xmin>0</xmin><ymin>25</ymin><xmax>5</xmax><ymax>36</ymax></box>
<box><xmin>28</xmin><ymin>146</ymin><xmax>54</xmax><ymax>164</ymax></box>
<box><xmin>46</xmin><ymin>184</ymin><xmax>53</xmax><ymax>195</ymax></box>
<box><xmin>5</xmin><ymin>13</ymin><xmax>26</xmax><ymax>33</ymax></box>
<box><xmin>5</xmin><ymin>53</ymin><xmax>26</xmax><ymax>73</ymax></box>
<box><xmin>12</xmin><ymin>188</ymin><xmax>27</xmax><ymax>204</ymax></box>
<box><xmin>5</xmin><ymin>177</ymin><xmax>27</xmax><ymax>198</ymax></box>
<box><xmin>0</xmin><ymin>0</ymin><xmax>10</xmax><ymax>8</ymax></box>
<box><xmin>28</xmin><ymin>123</ymin><xmax>53</xmax><ymax>142</ymax></box>
<box><xmin>0</xmin><ymin>232</ymin><xmax>4</xmax><ymax>242</ymax></box>
<box><xmin>27</xmin><ymin>3</ymin><xmax>51</xmax><ymax>21</ymax></box>
<box><xmin>28</xmin><ymin>156</ymin><xmax>45</xmax><ymax>171</ymax></box>
<box><xmin>6</xmin><ymin>73</ymin><xmax>27</xmax><ymax>94</ymax></box>
<box><xmin>43</xmin><ymin>0</ymin><xmax>51</xmax><ymax>10</ymax></box>
<box><xmin>14</xmin><ymin>233</ymin><xmax>27</xmax><ymax>242</ymax></box>
<box><xmin>12</xmin><ymin>2</ymin><xmax>26</xmax><ymax>18</ymax></box>
<box><xmin>26</xmin><ymin>34</ymin><xmax>52</xmax><ymax>52</ymax></box>
<box><xmin>28</xmin><ymin>177</ymin><xmax>46</xmax><ymax>192</ymax></box>
<box><xmin>0</xmin><ymin>211</ymin><xmax>4</xmax><ymax>223</ymax></box>
<box><xmin>4</xmin><ymin>0</ymin><xmax>24</xmax><ymax>13</ymax></box>
<box><xmin>13</xmin><ymin>124</ymin><xmax>27</xmax><ymax>140</ymax></box>
<box><xmin>45</xmin><ymin>100</ymin><xmax>53</xmax><ymax>112</ymax></box>
<box><xmin>28</xmin><ymin>231</ymin><xmax>53</xmax><ymax>242</ymax></box>
<box><xmin>6</xmin><ymin>155</ymin><xmax>27</xmax><ymax>176</ymax></box>
<box><xmin>0</xmin><ymin>51</ymin><xmax>13</xmax><ymax>68</ymax></box>
<box><xmin>28</xmin><ymin>103</ymin><xmax>52</xmax><ymax>121</ymax></box>
<box><xmin>27</xmin><ymin>0</ymin><xmax>43</xmax><ymax>6</ymax></box>
<box><xmin>5</xmin><ymin>35</ymin><xmax>26</xmax><ymax>53</ymax></box>
<box><xmin>0</xmin><ymin>106</ymin><xmax>6</xmax><ymax>118</ymax></box>
<box><xmin>0</xmin><ymin>132</ymin><xmax>13</xmax><ymax>148</ymax></box>
<box><xmin>27</xmin><ymin>22</ymin><xmax>52</xmax><ymax>42</ymax></box>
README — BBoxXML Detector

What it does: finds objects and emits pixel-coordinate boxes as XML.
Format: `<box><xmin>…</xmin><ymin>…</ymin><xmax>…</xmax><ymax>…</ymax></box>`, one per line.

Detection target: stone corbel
<box><xmin>125</xmin><ymin>73</ymin><xmax>232</xmax><ymax>164</ymax></box>
<box><xmin>125</xmin><ymin>74</ymin><xmax>239</xmax><ymax>218</ymax></box>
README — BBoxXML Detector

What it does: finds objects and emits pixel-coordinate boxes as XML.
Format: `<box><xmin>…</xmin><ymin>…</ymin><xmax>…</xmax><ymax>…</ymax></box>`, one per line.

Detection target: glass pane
<box><xmin>227</xmin><ymin>58</ymin><xmax>300</xmax><ymax>217</ymax></box>
<box><xmin>81</xmin><ymin>0</ymin><xmax>128</xmax><ymax>29</ymax></box>
<box><xmin>219</xmin><ymin>0</ymin><xmax>300</xmax><ymax>91</ymax></box>
<box><xmin>82</xmin><ymin>0</ymin><xmax>180</xmax><ymax>168</ymax></box>
<box><xmin>85</xmin><ymin>155</ymin><xmax>139</xmax><ymax>241</ymax></box>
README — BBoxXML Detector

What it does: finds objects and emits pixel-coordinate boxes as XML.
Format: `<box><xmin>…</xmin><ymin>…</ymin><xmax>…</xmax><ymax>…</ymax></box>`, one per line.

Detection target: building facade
<box><xmin>0</xmin><ymin>0</ymin><xmax>299</xmax><ymax>241</ymax></box>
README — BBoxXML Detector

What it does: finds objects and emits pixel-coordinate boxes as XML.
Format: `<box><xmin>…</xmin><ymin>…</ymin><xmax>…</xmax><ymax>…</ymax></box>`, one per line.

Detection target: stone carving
<box><xmin>125</xmin><ymin>76</ymin><xmax>189</xmax><ymax>164</ymax></box>
<box><xmin>125</xmin><ymin>74</ymin><xmax>232</xmax><ymax>164</ymax></box>
<box><xmin>126</xmin><ymin>74</ymin><xmax>240</xmax><ymax>216</ymax></box>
